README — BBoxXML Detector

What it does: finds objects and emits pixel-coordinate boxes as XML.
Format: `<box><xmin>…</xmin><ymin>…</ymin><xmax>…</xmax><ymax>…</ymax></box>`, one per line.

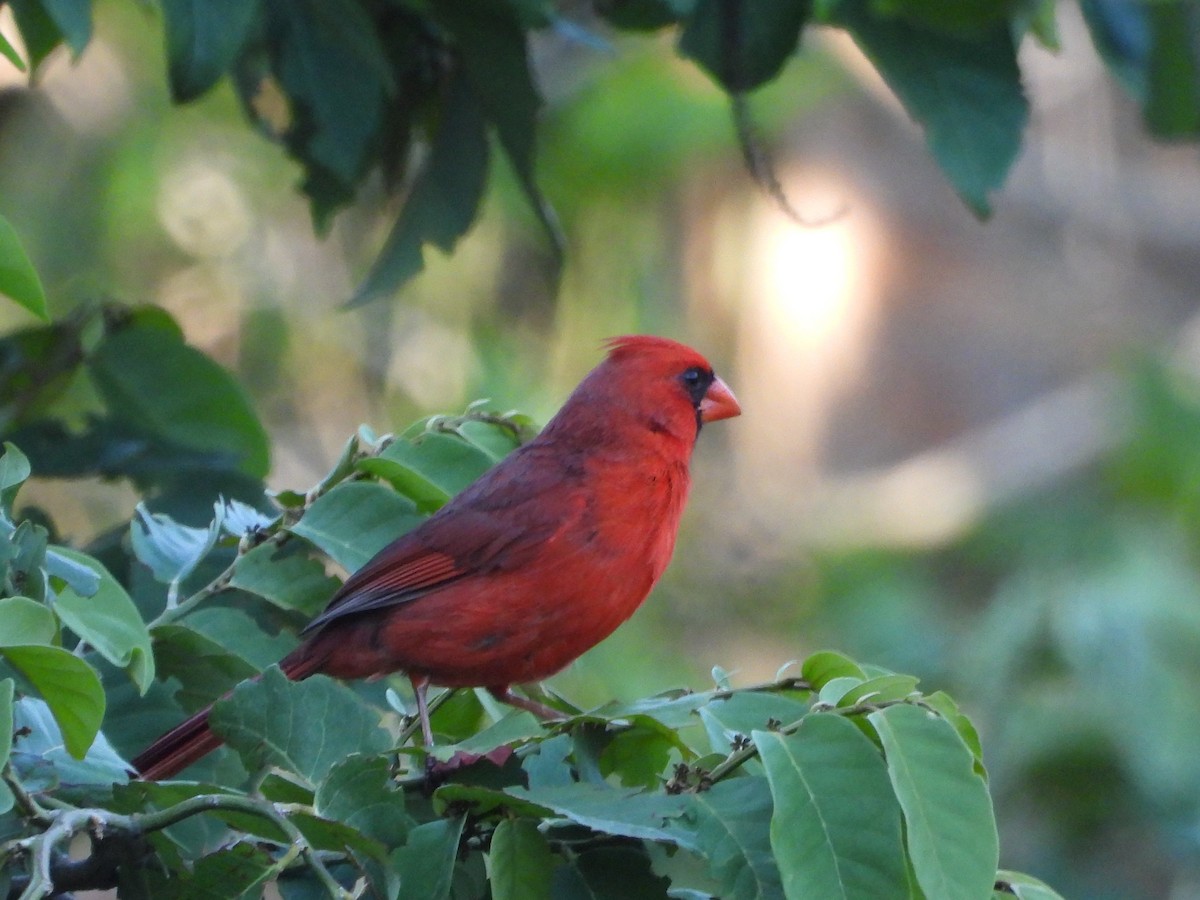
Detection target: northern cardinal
<box><xmin>133</xmin><ymin>336</ymin><xmax>740</xmax><ymax>780</ymax></box>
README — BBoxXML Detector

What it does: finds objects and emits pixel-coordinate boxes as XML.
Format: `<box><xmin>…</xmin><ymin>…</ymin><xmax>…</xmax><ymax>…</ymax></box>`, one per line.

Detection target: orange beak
<box><xmin>699</xmin><ymin>375</ymin><xmax>741</xmax><ymax>423</ymax></box>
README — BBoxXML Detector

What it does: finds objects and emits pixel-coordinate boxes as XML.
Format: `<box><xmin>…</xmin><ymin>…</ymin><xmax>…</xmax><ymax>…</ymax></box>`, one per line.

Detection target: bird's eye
<box><xmin>682</xmin><ymin>367</ymin><xmax>703</xmax><ymax>385</ymax></box>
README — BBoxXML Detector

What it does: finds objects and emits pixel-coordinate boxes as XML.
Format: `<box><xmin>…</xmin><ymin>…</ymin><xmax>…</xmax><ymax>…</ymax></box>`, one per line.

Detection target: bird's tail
<box><xmin>131</xmin><ymin>643</ymin><xmax>327</xmax><ymax>781</ymax></box>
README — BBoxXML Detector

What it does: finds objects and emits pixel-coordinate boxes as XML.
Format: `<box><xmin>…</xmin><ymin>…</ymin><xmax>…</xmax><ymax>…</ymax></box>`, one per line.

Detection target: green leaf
<box><xmin>51</xmin><ymin>547</ymin><xmax>155</xmax><ymax>692</ymax></box>
<box><xmin>0</xmin><ymin>645</ymin><xmax>104</xmax><ymax>758</ymax></box>
<box><xmin>599</xmin><ymin>721</ymin><xmax>677</xmax><ymax>790</ymax></box>
<box><xmin>359</xmin><ymin>432</ymin><xmax>497</xmax><ymax>512</ymax></box>
<box><xmin>868</xmin><ymin>704</ymin><xmax>998</xmax><ymax>900</ymax></box>
<box><xmin>228</xmin><ymin>539</ymin><xmax>339</xmax><ymax>616</ymax></box>
<box><xmin>389</xmin><ymin>815</ymin><xmax>466</xmax><ymax>900</ymax></box>
<box><xmin>995</xmin><ymin>869</ymin><xmax>1067</xmax><ymax>900</ymax></box>
<box><xmin>699</xmin><ymin>692</ymin><xmax>810</xmax><ymax>753</ymax></box>
<box><xmin>10</xmin><ymin>696</ymin><xmax>129</xmax><ymax>784</ymax></box>
<box><xmin>264</xmin><ymin>0</ymin><xmax>392</xmax><ymax>225</ymax></box>
<box><xmin>679</xmin><ymin>0</ymin><xmax>809</xmax><ymax>91</ymax></box>
<box><xmin>832</xmin><ymin>0</ymin><xmax>1028</xmax><ymax>216</ymax></box>
<box><xmin>800</xmin><ymin>651</ymin><xmax>867</xmax><ymax>690</ymax></box>
<box><xmin>183</xmin><ymin>606</ymin><xmax>296</xmax><ymax>671</ymax></box>
<box><xmin>754</xmin><ymin>717</ymin><xmax>907</xmax><ymax>899</ymax></box>
<box><xmin>130</xmin><ymin>503</ymin><xmax>223</xmax><ymax>605</ymax></box>
<box><xmin>552</xmin><ymin>846</ymin><xmax>671</xmax><ymax>898</ymax></box>
<box><xmin>921</xmin><ymin>691</ymin><xmax>985</xmax><ymax>775</ymax></box>
<box><xmin>349</xmin><ymin>69</ymin><xmax>490</xmax><ymax>305</ymax></box>
<box><xmin>0</xmin><ymin>31</ymin><xmax>27</xmax><ymax>71</ymax></box>
<box><xmin>162</xmin><ymin>0</ymin><xmax>261</xmax><ymax>101</ymax></box>
<box><xmin>138</xmin><ymin>843</ymin><xmax>274</xmax><ymax>898</ymax></box>
<box><xmin>0</xmin><ymin>596</ymin><xmax>56</xmax><ymax>644</ymax></box>
<box><xmin>0</xmin><ymin>679</ymin><xmax>13</xmax><ymax>812</ymax></box>
<box><xmin>315</xmin><ymin>754</ymin><xmax>411</xmax><ymax>847</ymax></box>
<box><xmin>289</xmin><ymin>481</ymin><xmax>424</xmax><ymax>571</ymax></box>
<box><xmin>37</xmin><ymin>0</ymin><xmax>91</xmax><ymax>56</ymax></box>
<box><xmin>1144</xmin><ymin>1</ymin><xmax>1200</xmax><ymax>137</ymax></box>
<box><xmin>836</xmin><ymin>674</ymin><xmax>919</xmax><ymax>707</ymax></box>
<box><xmin>43</xmin><ymin>547</ymin><xmax>100</xmax><ymax>597</ymax></box>
<box><xmin>0</xmin><ymin>214</ymin><xmax>46</xmax><ymax>321</ymax></box>
<box><xmin>8</xmin><ymin>0</ymin><xmax>63</xmax><ymax>70</ymax></box>
<box><xmin>210</xmin><ymin>667</ymin><xmax>392</xmax><ymax>784</ymax></box>
<box><xmin>490</xmin><ymin>817</ymin><xmax>554</xmax><ymax>900</ymax></box>
<box><xmin>508</xmin><ymin>782</ymin><xmax>696</xmax><ymax>848</ymax></box>
<box><xmin>686</xmin><ymin>776</ymin><xmax>783</xmax><ymax>900</ymax></box>
<box><xmin>150</xmin><ymin>622</ymin><xmax>260</xmax><ymax>712</ymax></box>
<box><xmin>869</xmin><ymin>0</ymin><xmax>1018</xmax><ymax>37</ymax></box>
<box><xmin>433</xmin><ymin>0</ymin><xmax>562</xmax><ymax>263</ymax></box>
<box><xmin>89</xmin><ymin>317</ymin><xmax>270</xmax><ymax>479</ymax></box>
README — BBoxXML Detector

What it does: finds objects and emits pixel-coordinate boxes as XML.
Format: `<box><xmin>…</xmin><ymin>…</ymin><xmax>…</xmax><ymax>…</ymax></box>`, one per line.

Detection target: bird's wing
<box><xmin>301</xmin><ymin>444</ymin><xmax>586</xmax><ymax>634</ymax></box>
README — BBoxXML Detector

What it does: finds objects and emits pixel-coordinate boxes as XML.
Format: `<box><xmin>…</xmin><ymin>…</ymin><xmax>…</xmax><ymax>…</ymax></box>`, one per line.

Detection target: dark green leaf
<box><xmin>599</xmin><ymin>722</ymin><xmax>676</xmax><ymax>789</ymax></box>
<box><xmin>869</xmin><ymin>0</ymin><xmax>1018</xmax><ymax>37</ymax></box>
<box><xmin>686</xmin><ymin>776</ymin><xmax>783</xmax><ymax>900</ymax></box>
<box><xmin>754</xmin><ymin>716</ymin><xmax>907</xmax><ymax>899</ymax></box>
<box><xmin>315</xmin><ymin>754</ymin><xmax>411</xmax><ymax>847</ymax></box>
<box><xmin>1144</xmin><ymin>1</ymin><xmax>1200</xmax><ymax>137</ymax></box>
<box><xmin>264</xmin><ymin>0</ymin><xmax>392</xmax><ymax>225</ymax></box>
<box><xmin>553</xmin><ymin>846</ymin><xmax>671</xmax><ymax>899</ymax></box>
<box><xmin>349</xmin><ymin>70</ymin><xmax>490</xmax><ymax>305</ymax></box>
<box><xmin>434</xmin><ymin>0</ymin><xmax>562</xmax><ymax>262</ymax></box>
<box><xmin>0</xmin><ymin>32</ymin><xmax>26</xmax><ymax>71</ymax></box>
<box><xmin>228</xmin><ymin>539</ymin><xmax>339</xmax><ymax>616</ymax></box>
<box><xmin>51</xmin><ymin>547</ymin><xmax>155</xmax><ymax>692</ymax></box>
<box><xmin>868</xmin><ymin>704</ymin><xmax>998</xmax><ymax>900</ymax></box>
<box><xmin>138</xmin><ymin>843</ymin><xmax>274</xmax><ymax>899</ymax></box>
<box><xmin>183</xmin><ymin>606</ymin><xmax>296</xmax><ymax>671</ymax></box>
<box><xmin>444</xmin><ymin>709</ymin><xmax>543</xmax><ymax>757</ymax></box>
<box><xmin>89</xmin><ymin>318</ymin><xmax>270</xmax><ymax>479</ymax></box>
<box><xmin>209</xmin><ymin>667</ymin><xmax>391</xmax><ymax>784</ymax></box>
<box><xmin>490</xmin><ymin>817</ymin><xmax>554</xmax><ymax>900</ymax></box>
<box><xmin>1</xmin><ymin>646</ymin><xmax>104</xmax><ymax>758</ymax></box>
<box><xmin>289</xmin><ymin>481</ymin><xmax>423</xmax><ymax>571</ymax></box>
<box><xmin>162</xmin><ymin>0</ymin><xmax>262</xmax><ymax>101</ymax></box>
<box><xmin>833</xmin><ymin>0</ymin><xmax>1028</xmax><ymax>216</ymax></box>
<box><xmin>0</xmin><ymin>214</ymin><xmax>46</xmax><ymax>321</ymax></box>
<box><xmin>37</xmin><ymin>0</ymin><xmax>90</xmax><ymax>56</ymax></box>
<box><xmin>0</xmin><ymin>596</ymin><xmax>56</xmax><ymax>644</ymax></box>
<box><xmin>150</xmin><ymin>623</ymin><xmax>259</xmax><ymax>712</ymax></box>
<box><xmin>389</xmin><ymin>815</ymin><xmax>465</xmax><ymax>900</ymax></box>
<box><xmin>8</xmin><ymin>0</ymin><xmax>63</xmax><ymax>70</ymax></box>
<box><xmin>359</xmin><ymin>431</ymin><xmax>497</xmax><ymax>512</ymax></box>
<box><xmin>679</xmin><ymin>0</ymin><xmax>809</xmax><ymax>91</ymax></box>
<box><xmin>600</xmin><ymin>0</ymin><xmax>694</xmax><ymax>30</ymax></box>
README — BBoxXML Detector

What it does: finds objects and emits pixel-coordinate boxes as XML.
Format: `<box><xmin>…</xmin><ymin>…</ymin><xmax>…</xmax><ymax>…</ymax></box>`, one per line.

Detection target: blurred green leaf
<box><xmin>0</xmin><ymin>442</ymin><xmax>30</xmax><ymax>512</ymax></box>
<box><xmin>289</xmin><ymin>481</ymin><xmax>423</xmax><ymax>571</ymax></box>
<box><xmin>685</xmin><ymin>775</ymin><xmax>783</xmax><ymax>900</ymax></box>
<box><xmin>52</xmin><ymin>546</ymin><xmax>155</xmax><ymax>692</ymax></box>
<box><xmin>869</xmin><ymin>0</ymin><xmax>1018</xmax><ymax>36</ymax></box>
<box><xmin>490</xmin><ymin>817</ymin><xmax>554</xmax><ymax>900</ymax></box>
<box><xmin>162</xmin><ymin>0</ymin><xmax>261</xmax><ymax>101</ymax></box>
<box><xmin>228</xmin><ymin>539</ymin><xmax>339</xmax><ymax>617</ymax></box>
<box><xmin>349</xmin><ymin>69</ymin><xmax>490</xmax><ymax>305</ymax></box>
<box><xmin>832</xmin><ymin>0</ymin><xmax>1027</xmax><ymax>216</ymax></box>
<box><xmin>359</xmin><ymin>432</ymin><xmax>496</xmax><ymax>512</ymax></box>
<box><xmin>0</xmin><ymin>645</ymin><xmax>104</xmax><ymax>758</ymax></box>
<box><xmin>599</xmin><ymin>0</ymin><xmax>694</xmax><ymax>30</ymax></box>
<box><xmin>435</xmin><ymin>0</ymin><xmax>563</xmax><ymax>261</ymax></box>
<box><xmin>264</xmin><ymin>0</ymin><xmax>392</xmax><ymax>226</ymax></box>
<box><xmin>868</xmin><ymin>704</ymin><xmax>998</xmax><ymax>900</ymax></box>
<box><xmin>0</xmin><ymin>596</ymin><xmax>56</xmax><ymax>645</ymax></box>
<box><xmin>1144</xmin><ymin>1</ymin><xmax>1200</xmax><ymax>137</ymax></box>
<box><xmin>754</xmin><ymin>717</ymin><xmax>907</xmax><ymax>899</ymax></box>
<box><xmin>0</xmin><ymin>679</ymin><xmax>13</xmax><ymax>811</ymax></box>
<box><xmin>7</xmin><ymin>0</ymin><xmax>63</xmax><ymax>70</ymax></box>
<box><xmin>389</xmin><ymin>815</ymin><xmax>465</xmax><ymax>900</ymax></box>
<box><xmin>680</xmin><ymin>0</ymin><xmax>809</xmax><ymax>91</ymax></box>
<box><xmin>0</xmin><ymin>31</ymin><xmax>26</xmax><ymax>71</ymax></box>
<box><xmin>37</xmin><ymin>0</ymin><xmax>91</xmax><ymax>56</ymax></box>
<box><xmin>210</xmin><ymin>667</ymin><xmax>391</xmax><ymax>784</ymax></box>
<box><xmin>89</xmin><ymin>317</ymin><xmax>270</xmax><ymax>480</ymax></box>
<box><xmin>0</xmin><ymin>214</ymin><xmax>46</xmax><ymax>321</ymax></box>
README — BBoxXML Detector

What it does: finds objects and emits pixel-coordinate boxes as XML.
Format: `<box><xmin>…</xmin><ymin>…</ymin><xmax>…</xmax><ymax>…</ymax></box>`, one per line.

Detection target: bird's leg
<box><xmin>410</xmin><ymin>674</ymin><xmax>435</xmax><ymax>748</ymax></box>
<box><xmin>488</xmin><ymin>685</ymin><xmax>564</xmax><ymax>721</ymax></box>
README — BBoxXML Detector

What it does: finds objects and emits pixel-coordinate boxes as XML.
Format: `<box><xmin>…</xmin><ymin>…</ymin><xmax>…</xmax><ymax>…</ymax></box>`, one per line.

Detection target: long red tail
<box><xmin>132</xmin><ymin>646</ymin><xmax>325</xmax><ymax>780</ymax></box>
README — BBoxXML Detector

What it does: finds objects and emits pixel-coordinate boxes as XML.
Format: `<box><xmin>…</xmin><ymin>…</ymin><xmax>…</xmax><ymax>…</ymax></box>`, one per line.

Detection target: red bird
<box><xmin>133</xmin><ymin>336</ymin><xmax>740</xmax><ymax>780</ymax></box>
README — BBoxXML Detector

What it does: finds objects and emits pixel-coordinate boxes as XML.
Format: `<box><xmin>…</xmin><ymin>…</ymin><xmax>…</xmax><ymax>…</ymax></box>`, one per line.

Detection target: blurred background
<box><xmin>2</xmin><ymin>2</ymin><xmax>1200</xmax><ymax>897</ymax></box>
